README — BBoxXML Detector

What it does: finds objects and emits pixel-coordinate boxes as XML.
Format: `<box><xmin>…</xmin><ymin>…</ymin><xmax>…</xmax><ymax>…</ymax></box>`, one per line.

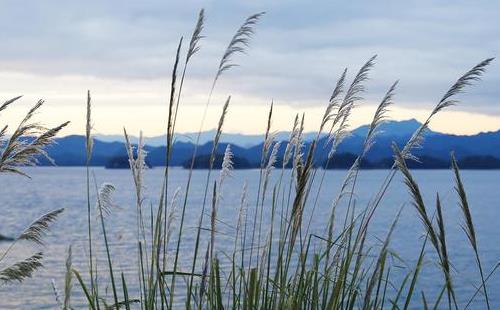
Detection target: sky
<box><xmin>0</xmin><ymin>0</ymin><xmax>499</xmax><ymax>137</ymax></box>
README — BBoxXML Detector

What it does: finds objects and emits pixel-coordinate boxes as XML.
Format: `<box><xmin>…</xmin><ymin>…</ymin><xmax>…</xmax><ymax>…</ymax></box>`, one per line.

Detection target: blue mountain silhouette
<box><xmin>39</xmin><ymin>119</ymin><xmax>500</xmax><ymax>169</ymax></box>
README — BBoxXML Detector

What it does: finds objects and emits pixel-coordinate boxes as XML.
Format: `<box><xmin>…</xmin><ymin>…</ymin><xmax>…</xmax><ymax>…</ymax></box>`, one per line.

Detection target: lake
<box><xmin>0</xmin><ymin>167</ymin><xmax>498</xmax><ymax>309</ymax></box>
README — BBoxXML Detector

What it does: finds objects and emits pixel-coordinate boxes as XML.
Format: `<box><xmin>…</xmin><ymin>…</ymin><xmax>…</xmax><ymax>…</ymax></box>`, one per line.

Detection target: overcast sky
<box><xmin>0</xmin><ymin>0</ymin><xmax>499</xmax><ymax>136</ymax></box>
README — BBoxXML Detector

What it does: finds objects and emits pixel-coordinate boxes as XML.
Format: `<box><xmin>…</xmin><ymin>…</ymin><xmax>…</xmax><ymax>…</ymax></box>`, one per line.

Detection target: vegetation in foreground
<box><xmin>1</xmin><ymin>9</ymin><xmax>498</xmax><ymax>310</ymax></box>
<box><xmin>0</xmin><ymin>98</ymin><xmax>67</xmax><ymax>283</ymax></box>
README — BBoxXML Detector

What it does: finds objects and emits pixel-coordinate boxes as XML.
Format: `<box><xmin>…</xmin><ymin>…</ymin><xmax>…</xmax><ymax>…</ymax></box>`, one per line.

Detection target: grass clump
<box><xmin>4</xmin><ymin>9</ymin><xmax>491</xmax><ymax>310</ymax></box>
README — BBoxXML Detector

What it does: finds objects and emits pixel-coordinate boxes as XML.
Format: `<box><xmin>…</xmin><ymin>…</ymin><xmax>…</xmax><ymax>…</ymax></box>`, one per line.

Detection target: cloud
<box><xmin>0</xmin><ymin>0</ymin><xmax>498</xmax><ymax>134</ymax></box>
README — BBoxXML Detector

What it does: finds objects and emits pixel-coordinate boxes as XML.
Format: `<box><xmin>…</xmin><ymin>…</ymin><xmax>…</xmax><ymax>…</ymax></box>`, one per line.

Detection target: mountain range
<box><xmin>94</xmin><ymin>130</ymin><xmax>322</xmax><ymax>148</ymax></box>
<box><xmin>39</xmin><ymin>119</ymin><xmax>500</xmax><ymax>169</ymax></box>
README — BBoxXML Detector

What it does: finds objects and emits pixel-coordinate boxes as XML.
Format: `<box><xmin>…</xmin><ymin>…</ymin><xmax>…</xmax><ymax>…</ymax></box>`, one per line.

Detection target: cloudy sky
<box><xmin>0</xmin><ymin>0</ymin><xmax>499</xmax><ymax>136</ymax></box>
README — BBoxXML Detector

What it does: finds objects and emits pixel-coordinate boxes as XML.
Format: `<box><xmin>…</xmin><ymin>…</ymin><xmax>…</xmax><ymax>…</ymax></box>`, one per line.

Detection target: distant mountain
<box><xmin>95</xmin><ymin>130</ymin><xmax>323</xmax><ymax>148</ymax></box>
<box><xmin>351</xmin><ymin>119</ymin><xmax>431</xmax><ymax>138</ymax></box>
<box><xmin>39</xmin><ymin>119</ymin><xmax>500</xmax><ymax>169</ymax></box>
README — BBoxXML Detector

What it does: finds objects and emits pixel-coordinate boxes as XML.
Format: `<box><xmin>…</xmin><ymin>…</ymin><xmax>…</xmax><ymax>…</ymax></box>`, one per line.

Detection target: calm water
<box><xmin>0</xmin><ymin>167</ymin><xmax>498</xmax><ymax>309</ymax></box>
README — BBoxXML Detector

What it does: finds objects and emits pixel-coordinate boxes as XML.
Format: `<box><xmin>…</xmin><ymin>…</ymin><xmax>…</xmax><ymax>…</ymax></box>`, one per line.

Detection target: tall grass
<box><xmin>58</xmin><ymin>9</ymin><xmax>499</xmax><ymax>310</ymax></box>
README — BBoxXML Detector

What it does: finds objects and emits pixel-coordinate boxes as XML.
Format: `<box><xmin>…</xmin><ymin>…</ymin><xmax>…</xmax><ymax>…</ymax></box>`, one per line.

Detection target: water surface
<box><xmin>0</xmin><ymin>167</ymin><xmax>498</xmax><ymax>309</ymax></box>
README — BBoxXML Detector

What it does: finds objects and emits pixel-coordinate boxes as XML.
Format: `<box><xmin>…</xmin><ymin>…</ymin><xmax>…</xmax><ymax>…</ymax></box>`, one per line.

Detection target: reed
<box><xmin>2</xmin><ymin>9</ymin><xmax>491</xmax><ymax>310</ymax></box>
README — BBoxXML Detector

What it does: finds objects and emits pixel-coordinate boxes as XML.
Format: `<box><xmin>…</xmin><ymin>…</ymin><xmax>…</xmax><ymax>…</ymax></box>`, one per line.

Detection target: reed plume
<box><xmin>186</xmin><ymin>9</ymin><xmax>205</xmax><ymax>63</ymax></box>
<box><xmin>451</xmin><ymin>153</ymin><xmax>490</xmax><ymax>309</ymax></box>
<box><xmin>293</xmin><ymin>114</ymin><xmax>305</xmax><ymax>172</ymax></box>
<box><xmin>85</xmin><ymin>91</ymin><xmax>93</xmax><ymax>161</ymax></box>
<box><xmin>320</xmin><ymin>68</ymin><xmax>347</xmax><ymax>133</ymax></box>
<box><xmin>0</xmin><ymin>208</ymin><xmax>64</xmax><ymax>289</ymax></box>
<box><xmin>0</xmin><ymin>96</ymin><xmax>23</xmax><ymax>144</ymax></box>
<box><xmin>0</xmin><ymin>96</ymin><xmax>22</xmax><ymax>113</ymax></box>
<box><xmin>213</xmin><ymin>12</ymin><xmax>265</xmax><ymax>86</ymax></box>
<box><xmin>171</xmin><ymin>9</ymin><xmax>205</xmax><ymax>143</ymax></box>
<box><xmin>315</xmin><ymin>60</ymin><xmax>379</xmax><ymax>258</ymax></box>
<box><xmin>211</xmin><ymin>96</ymin><xmax>231</xmax><ymax>167</ymax></box>
<box><xmin>211</xmin><ymin>145</ymin><xmax>234</xmax><ymax>260</ymax></box>
<box><xmin>192</xmin><ymin>11</ymin><xmax>264</xmax><ymax>152</ymax></box>
<box><xmin>283</xmin><ymin>114</ymin><xmax>299</xmax><ymax>168</ymax></box>
<box><xmin>362</xmin><ymin>81</ymin><xmax>398</xmax><ymax>155</ymax></box>
<box><xmin>260</xmin><ymin>139</ymin><xmax>280</xmax><ymax>209</ymax></box>
<box><xmin>0</xmin><ymin>99</ymin><xmax>69</xmax><ymax>176</ymax></box>
<box><xmin>265</xmin><ymin>142</ymin><xmax>280</xmax><ymax>177</ymax></box>
<box><xmin>290</xmin><ymin>139</ymin><xmax>315</xmax><ymax>247</ymax></box>
<box><xmin>451</xmin><ymin>154</ymin><xmax>476</xmax><ymax>250</ymax></box>
<box><xmin>124</xmin><ymin>129</ymin><xmax>147</xmax><ymax>207</ymax></box>
<box><xmin>340</xmin><ymin>55</ymin><xmax>377</xmax><ymax>111</ymax></box>
<box><xmin>18</xmin><ymin>208</ymin><xmax>64</xmax><ymax>245</ymax></box>
<box><xmin>256</xmin><ymin>141</ymin><xmax>280</xmax><ymax>264</ymax></box>
<box><xmin>327</xmin><ymin>56</ymin><xmax>376</xmax><ymax>157</ymax></box>
<box><xmin>0</xmin><ymin>252</ymin><xmax>43</xmax><ymax>283</ymax></box>
<box><xmin>321</xmin><ymin>80</ymin><xmax>398</xmax><ymax>249</ymax></box>
<box><xmin>95</xmin><ymin>179</ymin><xmax>120</xmax><ymax>307</ymax></box>
<box><xmin>166</xmin><ymin>37</ymin><xmax>182</xmax><ymax>157</ymax></box>
<box><xmin>220</xmin><ymin>144</ymin><xmax>234</xmax><ymax>183</ymax></box>
<box><xmin>261</xmin><ymin>101</ymin><xmax>275</xmax><ymax>166</ymax></box>
<box><xmin>402</xmin><ymin>58</ymin><xmax>494</xmax><ymax>160</ymax></box>
<box><xmin>96</xmin><ymin>183</ymin><xmax>117</xmax><ymax>217</ymax></box>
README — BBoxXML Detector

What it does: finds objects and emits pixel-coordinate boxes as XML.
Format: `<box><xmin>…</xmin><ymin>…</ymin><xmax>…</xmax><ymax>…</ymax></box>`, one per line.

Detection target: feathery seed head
<box><xmin>18</xmin><ymin>208</ymin><xmax>64</xmax><ymax>245</ymax></box>
<box><xmin>220</xmin><ymin>144</ymin><xmax>234</xmax><ymax>183</ymax></box>
<box><xmin>402</xmin><ymin>58</ymin><xmax>493</xmax><ymax>161</ymax></box>
<box><xmin>97</xmin><ymin>183</ymin><xmax>117</xmax><ymax>217</ymax></box>
<box><xmin>186</xmin><ymin>9</ymin><xmax>205</xmax><ymax>62</ymax></box>
<box><xmin>214</xmin><ymin>12</ymin><xmax>265</xmax><ymax>83</ymax></box>
<box><xmin>0</xmin><ymin>252</ymin><xmax>44</xmax><ymax>283</ymax></box>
